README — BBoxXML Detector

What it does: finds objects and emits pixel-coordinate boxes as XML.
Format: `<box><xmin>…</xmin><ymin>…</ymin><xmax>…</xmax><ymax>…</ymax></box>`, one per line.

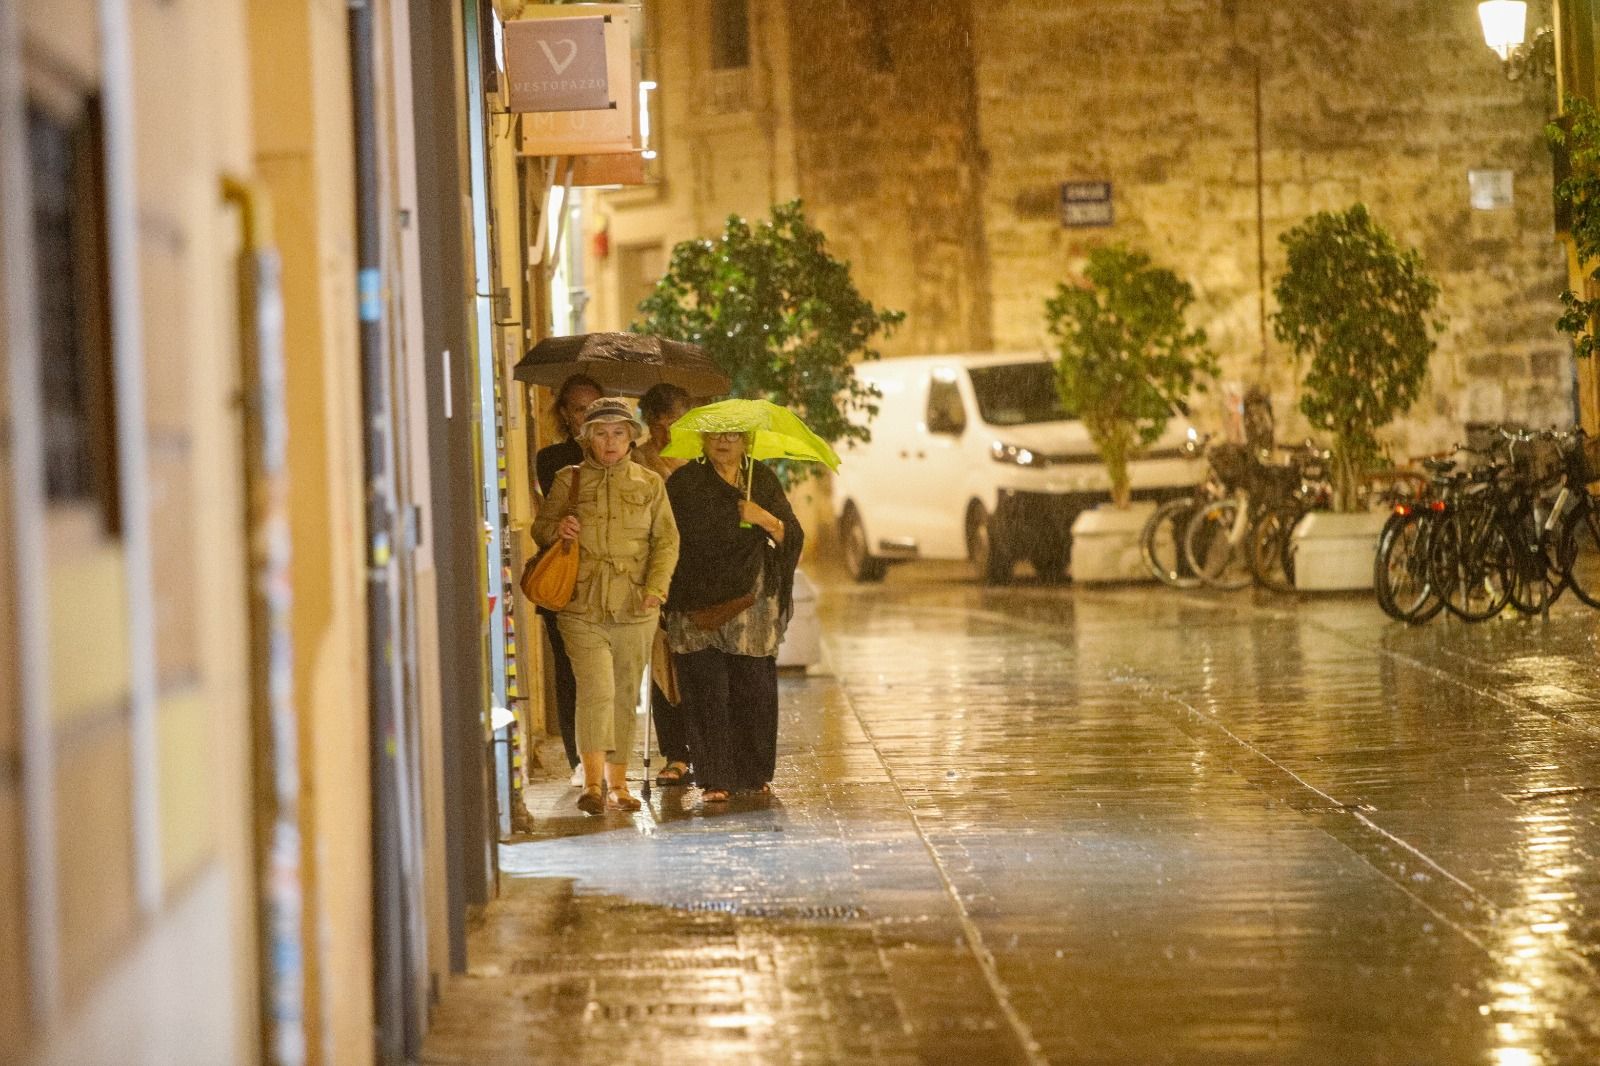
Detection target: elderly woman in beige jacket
<box><xmin>533</xmin><ymin>397</ymin><xmax>680</xmax><ymax>814</ymax></box>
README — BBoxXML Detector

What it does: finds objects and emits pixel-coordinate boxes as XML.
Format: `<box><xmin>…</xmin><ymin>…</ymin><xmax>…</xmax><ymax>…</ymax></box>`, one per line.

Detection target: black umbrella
<box><xmin>512</xmin><ymin>332</ymin><xmax>730</xmax><ymax>398</ymax></box>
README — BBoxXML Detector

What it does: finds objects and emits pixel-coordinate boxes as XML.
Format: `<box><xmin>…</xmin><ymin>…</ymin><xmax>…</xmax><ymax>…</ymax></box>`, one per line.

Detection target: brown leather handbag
<box><xmin>521</xmin><ymin>465</ymin><xmax>582</xmax><ymax>611</ymax></box>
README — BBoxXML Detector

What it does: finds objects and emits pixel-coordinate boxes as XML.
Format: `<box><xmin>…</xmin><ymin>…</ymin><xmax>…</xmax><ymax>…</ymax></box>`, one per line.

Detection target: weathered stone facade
<box><xmin>595</xmin><ymin>0</ymin><xmax>1576</xmax><ymax>454</ymax></box>
<box><xmin>964</xmin><ymin>0</ymin><xmax>1571</xmax><ymax>453</ymax></box>
<box><xmin>784</xmin><ymin>0</ymin><xmax>993</xmax><ymax>356</ymax></box>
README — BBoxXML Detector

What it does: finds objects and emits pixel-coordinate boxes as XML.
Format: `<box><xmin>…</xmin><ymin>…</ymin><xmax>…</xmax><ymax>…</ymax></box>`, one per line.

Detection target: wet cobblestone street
<box><xmin>424</xmin><ymin>565</ymin><xmax>1600</xmax><ymax>1065</ymax></box>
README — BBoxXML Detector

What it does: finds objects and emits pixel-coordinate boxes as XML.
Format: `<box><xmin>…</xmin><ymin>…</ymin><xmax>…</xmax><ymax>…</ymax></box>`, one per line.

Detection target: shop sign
<box><xmin>505</xmin><ymin>16</ymin><xmax>610</xmax><ymax>113</ymax></box>
<box><xmin>1060</xmin><ymin>181</ymin><xmax>1114</xmax><ymax>227</ymax></box>
<box><xmin>518</xmin><ymin>5</ymin><xmax>637</xmax><ymax>156</ymax></box>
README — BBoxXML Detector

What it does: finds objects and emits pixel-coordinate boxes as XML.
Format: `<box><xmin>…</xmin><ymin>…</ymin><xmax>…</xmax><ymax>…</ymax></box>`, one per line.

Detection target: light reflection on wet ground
<box><xmin>425</xmin><ymin>562</ymin><xmax>1600</xmax><ymax>1065</ymax></box>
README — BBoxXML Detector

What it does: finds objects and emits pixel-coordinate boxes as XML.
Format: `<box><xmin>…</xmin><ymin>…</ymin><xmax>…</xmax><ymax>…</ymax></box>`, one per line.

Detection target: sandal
<box><xmin>700</xmin><ymin>788</ymin><xmax>730</xmax><ymax>804</ymax></box>
<box><xmin>606</xmin><ymin>787</ymin><xmax>641</xmax><ymax>812</ymax></box>
<box><xmin>576</xmin><ymin>785</ymin><xmax>604</xmax><ymax>815</ymax></box>
<box><xmin>655</xmin><ymin>761</ymin><xmax>690</xmax><ymax>786</ymax></box>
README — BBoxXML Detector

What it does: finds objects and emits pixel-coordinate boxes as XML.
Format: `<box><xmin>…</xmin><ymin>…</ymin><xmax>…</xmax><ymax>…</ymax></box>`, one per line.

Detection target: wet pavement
<box><xmin>424</xmin><ymin>563</ymin><xmax>1600</xmax><ymax>1065</ymax></box>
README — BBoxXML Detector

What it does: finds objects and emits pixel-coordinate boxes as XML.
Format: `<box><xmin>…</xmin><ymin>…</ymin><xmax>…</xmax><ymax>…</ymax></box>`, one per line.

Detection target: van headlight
<box><xmin>991</xmin><ymin>441</ymin><xmax>1043</xmax><ymax>467</ymax></box>
<box><xmin>1181</xmin><ymin>427</ymin><xmax>1205</xmax><ymax>459</ymax></box>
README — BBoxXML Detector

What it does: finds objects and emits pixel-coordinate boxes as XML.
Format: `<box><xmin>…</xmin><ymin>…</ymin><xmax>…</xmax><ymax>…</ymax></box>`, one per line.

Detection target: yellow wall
<box><xmin>0</xmin><ymin>301</ymin><xmax>22</xmax><ymax>1048</ymax></box>
<box><xmin>246</xmin><ymin>1</ymin><xmax>375</xmax><ymax>1064</ymax></box>
<box><xmin>11</xmin><ymin>0</ymin><xmax>259</xmax><ymax>1063</ymax></box>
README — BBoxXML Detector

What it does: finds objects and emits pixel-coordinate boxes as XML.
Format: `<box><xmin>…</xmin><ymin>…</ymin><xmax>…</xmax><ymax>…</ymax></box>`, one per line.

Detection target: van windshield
<box><xmin>968</xmin><ymin>363</ymin><xmax>1072</xmax><ymax>425</ymax></box>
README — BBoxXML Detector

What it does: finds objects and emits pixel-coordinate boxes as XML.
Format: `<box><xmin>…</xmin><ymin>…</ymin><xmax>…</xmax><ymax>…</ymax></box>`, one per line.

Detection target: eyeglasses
<box><xmin>705</xmin><ymin>432</ymin><xmax>745</xmax><ymax>443</ymax></box>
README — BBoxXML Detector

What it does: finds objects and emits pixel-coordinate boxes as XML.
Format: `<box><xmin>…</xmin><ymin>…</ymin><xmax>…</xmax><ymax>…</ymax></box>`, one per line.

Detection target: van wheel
<box><xmin>968</xmin><ymin>504</ymin><xmax>1014</xmax><ymax>585</ymax></box>
<box><xmin>841</xmin><ymin>505</ymin><xmax>887</xmax><ymax>583</ymax></box>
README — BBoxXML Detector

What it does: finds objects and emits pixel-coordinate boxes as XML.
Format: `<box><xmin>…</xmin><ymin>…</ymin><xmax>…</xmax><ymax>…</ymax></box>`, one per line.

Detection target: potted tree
<box><xmin>1271</xmin><ymin>204</ymin><xmax>1443</xmax><ymax>590</ymax></box>
<box><xmin>636</xmin><ymin>200</ymin><xmax>903</xmax><ymax>662</ymax></box>
<box><xmin>1045</xmin><ymin>245</ymin><xmax>1217</xmax><ymax>582</ymax></box>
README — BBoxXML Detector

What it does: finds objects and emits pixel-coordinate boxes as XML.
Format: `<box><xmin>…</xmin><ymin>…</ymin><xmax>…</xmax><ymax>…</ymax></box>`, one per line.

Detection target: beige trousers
<box><xmin>557</xmin><ymin>614</ymin><xmax>656</xmax><ymax>765</ymax></box>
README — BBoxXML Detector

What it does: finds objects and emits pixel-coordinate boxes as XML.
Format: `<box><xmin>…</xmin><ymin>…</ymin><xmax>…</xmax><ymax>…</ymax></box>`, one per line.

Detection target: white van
<box><xmin>833</xmin><ymin>353</ymin><xmax>1206</xmax><ymax>583</ymax></box>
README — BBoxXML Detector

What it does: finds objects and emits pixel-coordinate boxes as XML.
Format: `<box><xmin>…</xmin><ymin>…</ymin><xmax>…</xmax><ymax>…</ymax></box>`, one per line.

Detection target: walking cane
<box><xmin>641</xmin><ymin>657</ymin><xmax>654</xmax><ymax>802</ymax></box>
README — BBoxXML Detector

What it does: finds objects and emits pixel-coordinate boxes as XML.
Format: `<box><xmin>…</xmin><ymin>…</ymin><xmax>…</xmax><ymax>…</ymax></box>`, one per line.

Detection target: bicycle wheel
<box><xmin>1374</xmin><ymin>510</ymin><xmax>1443</xmax><ymax>624</ymax></box>
<box><xmin>1248</xmin><ymin>502</ymin><xmax>1301</xmax><ymax>593</ymax></box>
<box><xmin>1559</xmin><ymin>503</ymin><xmax>1600</xmax><ymax>608</ymax></box>
<box><xmin>1183</xmin><ymin>498</ymin><xmax>1252</xmax><ymax>590</ymax></box>
<box><xmin>1141</xmin><ymin>497</ymin><xmax>1202</xmax><ymax>588</ymax></box>
<box><xmin>1432</xmin><ymin>510</ymin><xmax>1511</xmax><ymax>622</ymax></box>
<box><xmin>1506</xmin><ymin>509</ymin><xmax>1565</xmax><ymax>615</ymax></box>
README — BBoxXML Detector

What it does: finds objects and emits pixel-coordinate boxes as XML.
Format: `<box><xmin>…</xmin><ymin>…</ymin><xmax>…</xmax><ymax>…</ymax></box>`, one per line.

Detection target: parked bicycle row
<box><xmin>1139</xmin><ymin>432</ymin><xmax>1348</xmax><ymax>593</ymax></box>
<box><xmin>1374</xmin><ymin>426</ymin><xmax>1600</xmax><ymax>624</ymax></box>
<box><xmin>1137</xmin><ymin>423</ymin><xmax>1600</xmax><ymax>625</ymax></box>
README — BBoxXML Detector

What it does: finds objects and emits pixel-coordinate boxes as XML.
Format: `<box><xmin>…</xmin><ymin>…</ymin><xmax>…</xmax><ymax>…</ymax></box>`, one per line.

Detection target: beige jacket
<box><xmin>532</xmin><ymin>457</ymin><xmax>680</xmax><ymax>624</ymax></box>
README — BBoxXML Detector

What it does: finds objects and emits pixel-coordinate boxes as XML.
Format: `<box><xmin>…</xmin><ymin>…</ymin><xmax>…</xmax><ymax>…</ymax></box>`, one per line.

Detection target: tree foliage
<box><xmin>1271</xmin><ymin>204</ymin><xmax>1442</xmax><ymax>511</ymax></box>
<box><xmin>1044</xmin><ymin>246</ymin><xmax>1216</xmax><ymax>508</ymax></box>
<box><xmin>1549</xmin><ymin>95</ymin><xmax>1600</xmax><ymax>360</ymax></box>
<box><xmin>634</xmin><ymin>201</ymin><xmax>904</xmax><ymax>470</ymax></box>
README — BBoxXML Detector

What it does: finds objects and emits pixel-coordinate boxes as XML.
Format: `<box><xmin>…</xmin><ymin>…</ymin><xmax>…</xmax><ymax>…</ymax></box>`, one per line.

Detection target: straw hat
<box><xmin>576</xmin><ymin>396</ymin><xmax>648</xmax><ymax>444</ymax></box>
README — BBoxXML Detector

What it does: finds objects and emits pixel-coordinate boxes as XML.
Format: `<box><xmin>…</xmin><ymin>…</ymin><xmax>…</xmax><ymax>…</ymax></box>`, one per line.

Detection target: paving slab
<box><xmin>424</xmin><ymin>568</ymin><xmax>1600</xmax><ymax>1065</ymax></box>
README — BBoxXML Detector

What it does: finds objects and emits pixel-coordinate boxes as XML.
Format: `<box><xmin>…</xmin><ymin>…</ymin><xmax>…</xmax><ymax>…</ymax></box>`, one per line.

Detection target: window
<box><xmin>710</xmin><ymin>0</ymin><xmax>750</xmax><ymax>69</ymax></box>
<box><xmin>29</xmin><ymin>98</ymin><xmax>118</xmax><ymax>533</ymax></box>
<box><xmin>617</xmin><ymin>242</ymin><xmax>665</xmax><ymax>327</ymax></box>
<box><xmin>925</xmin><ymin>378</ymin><xmax>967</xmax><ymax>436</ymax></box>
<box><xmin>968</xmin><ymin>363</ymin><xmax>1072</xmax><ymax>426</ymax></box>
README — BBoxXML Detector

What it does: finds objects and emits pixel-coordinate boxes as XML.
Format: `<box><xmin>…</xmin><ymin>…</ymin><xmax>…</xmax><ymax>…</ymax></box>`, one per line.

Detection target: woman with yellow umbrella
<box><xmin>660</xmin><ymin>400</ymin><xmax>839</xmax><ymax>804</ymax></box>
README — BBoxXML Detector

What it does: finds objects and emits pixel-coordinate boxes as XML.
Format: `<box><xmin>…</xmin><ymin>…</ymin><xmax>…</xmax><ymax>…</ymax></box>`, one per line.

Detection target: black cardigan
<box><xmin>535</xmin><ymin>437</ymin><xmax>583</xmax><ymax>496</ymax></box>
<box><xmin>665</xmin><ymin>459</ymin><xmax>804</xmax><ymax>616</ymax></box>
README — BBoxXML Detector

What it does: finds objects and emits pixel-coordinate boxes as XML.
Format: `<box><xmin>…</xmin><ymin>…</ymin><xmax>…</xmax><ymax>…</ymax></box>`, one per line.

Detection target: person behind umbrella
<box><xmin>664</xmin><ymin>430</ymin><xmax>804</xmax><ymax>804</ymax></box>
<box><xmin>532</xmin><ymin>373</ymin><xmax>603</xmax><ymax>786</ymax></box>
<box><xmin>633</xmin><ymin>384</ymin><xmax>696</xmax><ymax>787</ymax></box>
<box><xmin>532</xmin><ymin>397</ymin><xmax>679</xmax><ymax>815</ymax></box>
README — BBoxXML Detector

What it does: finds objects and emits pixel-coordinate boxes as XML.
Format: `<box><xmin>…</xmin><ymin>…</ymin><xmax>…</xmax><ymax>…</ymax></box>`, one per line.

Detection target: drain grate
<box><xmin>672</xmin><ymin>900</ymin><xmax>866</xmax><ymax>921</ymax></box>
<box><xmin>586</xmin><ymin>1001</ymin><xmax>747</xmax><ymax>1021</ymax></box>
<box><xmin>511</xmin><ymin>953</ymin><xmax>765</xmax><ymax>975</ymax></box>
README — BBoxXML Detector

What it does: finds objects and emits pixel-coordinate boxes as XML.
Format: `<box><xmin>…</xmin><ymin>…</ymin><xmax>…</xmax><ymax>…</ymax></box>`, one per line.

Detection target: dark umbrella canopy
<box><xmin>513</xmin><ymin>332</ymin><xmax>730</xmax><ymax>398</ymax></box>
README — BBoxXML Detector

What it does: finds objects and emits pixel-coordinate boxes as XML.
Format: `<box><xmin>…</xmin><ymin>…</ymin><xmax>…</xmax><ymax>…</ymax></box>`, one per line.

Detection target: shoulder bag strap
<box><xmin>556</xmin><ymin>463</ymin><xmax>583</xmax><ymax>520</ymax></box>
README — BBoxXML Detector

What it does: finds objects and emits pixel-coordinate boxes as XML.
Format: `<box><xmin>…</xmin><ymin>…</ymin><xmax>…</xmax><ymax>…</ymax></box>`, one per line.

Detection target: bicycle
<box><xmin>1140</xmin><ymin>433</ymin><xmax>1229</xmax><ymax>589</ymax></box>
<box><xmin>1175</xmin><ymin>440</ymin><xmax>1262</xmax><ymax>590</ymax></box>
<box><xmin>1245</xmin><ymin>442</ymin><xmax>1334</xmax><ymax>593</ymax></box>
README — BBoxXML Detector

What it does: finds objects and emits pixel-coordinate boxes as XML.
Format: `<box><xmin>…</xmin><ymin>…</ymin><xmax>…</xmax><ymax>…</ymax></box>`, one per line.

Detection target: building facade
<box><xmin>590</xmin><ymin>0</ymin><xmax>1586</xmax><ymax>458</ymax></box>
<box><xmin>2</xmin><ymin>1</ymin><xmax>540</xmax><ymax>1064</ymax></box>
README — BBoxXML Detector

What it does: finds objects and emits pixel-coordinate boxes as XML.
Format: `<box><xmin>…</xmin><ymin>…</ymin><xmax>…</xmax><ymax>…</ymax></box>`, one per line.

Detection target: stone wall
<box><xmin>784</xmin><ymin>0</ymin><xmax>993</xmax><ymax>355</ymax></box>
<box><xmin>611</xmin><ymin>1</ymin><xmax>1577</xmax><ymax>457</ymax></box>
<box><xmin>971</xmin><ymin>0</ymin><xmax>1572</xmax><ymax>455</ymax></box>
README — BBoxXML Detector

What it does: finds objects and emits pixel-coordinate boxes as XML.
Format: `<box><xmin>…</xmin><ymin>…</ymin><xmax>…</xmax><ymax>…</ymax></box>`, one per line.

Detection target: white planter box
<box><xmin>1291</xmin><ymin>510</ymin><xmax>1387</xmax><ymax>591</ymax></box>
<box><xmin>1070</xmin><ymin>502</ymin><xmax>1157</xmax><ymax>584</ymax></box>
<box><xmin>777</xmin><ymin>568</ymin><xmax>821</xmax><ymax>669</ymax></box>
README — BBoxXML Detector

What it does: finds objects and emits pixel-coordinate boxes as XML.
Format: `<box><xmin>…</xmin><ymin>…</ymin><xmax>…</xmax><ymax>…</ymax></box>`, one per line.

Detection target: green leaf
<box><xmin>1044</xmin><ymin>245</ymin><xmax>1217</xmax><ymax>506</ymax></box>
<box><xmin>633</xmin><ymin>201</ymin><xmax>903</xmax><ymax>486</ymax></box>
<box><xmin>1270</xmin><ymin>204</ymin><xmax>1443</xmax><ymax>510</ymax></box>
<box><xmin>1551</xmin><ymin>96</ymin><xmax>1600</xmax><ymax>361</ymax></box>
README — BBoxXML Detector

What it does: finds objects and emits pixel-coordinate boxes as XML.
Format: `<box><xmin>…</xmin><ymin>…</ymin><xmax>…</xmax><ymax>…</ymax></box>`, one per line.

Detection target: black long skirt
<box><xmin>673</xmin><ymin>648</ymin><xmax>778</xmax><ymax>792</ymax></box>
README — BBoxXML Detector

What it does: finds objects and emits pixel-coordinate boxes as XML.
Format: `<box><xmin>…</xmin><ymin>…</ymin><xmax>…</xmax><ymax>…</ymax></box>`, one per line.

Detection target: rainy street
<box><xmin>424</xmin><ymin>566</ymin><xmax>1600</xmax><ymax>1066</ymax></box>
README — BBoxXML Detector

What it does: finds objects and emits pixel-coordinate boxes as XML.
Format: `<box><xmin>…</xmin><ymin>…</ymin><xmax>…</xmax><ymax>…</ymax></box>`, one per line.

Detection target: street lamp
<box><xmin>1478</xmin><ymin>1</ymin><xmax>1555</xmax><ymax>81</ymax></box>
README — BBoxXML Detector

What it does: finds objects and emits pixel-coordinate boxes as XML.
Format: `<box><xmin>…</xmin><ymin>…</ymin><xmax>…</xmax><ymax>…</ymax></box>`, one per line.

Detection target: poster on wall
<box><xmin>516</xmin><ymin>5</ymin><xmax>637</xmax><ymax>156</ymax></box>
<box><xmin>505</xmin><ymin>16</ymin><xmax>611</xmax><ymax>113</ymax></box>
